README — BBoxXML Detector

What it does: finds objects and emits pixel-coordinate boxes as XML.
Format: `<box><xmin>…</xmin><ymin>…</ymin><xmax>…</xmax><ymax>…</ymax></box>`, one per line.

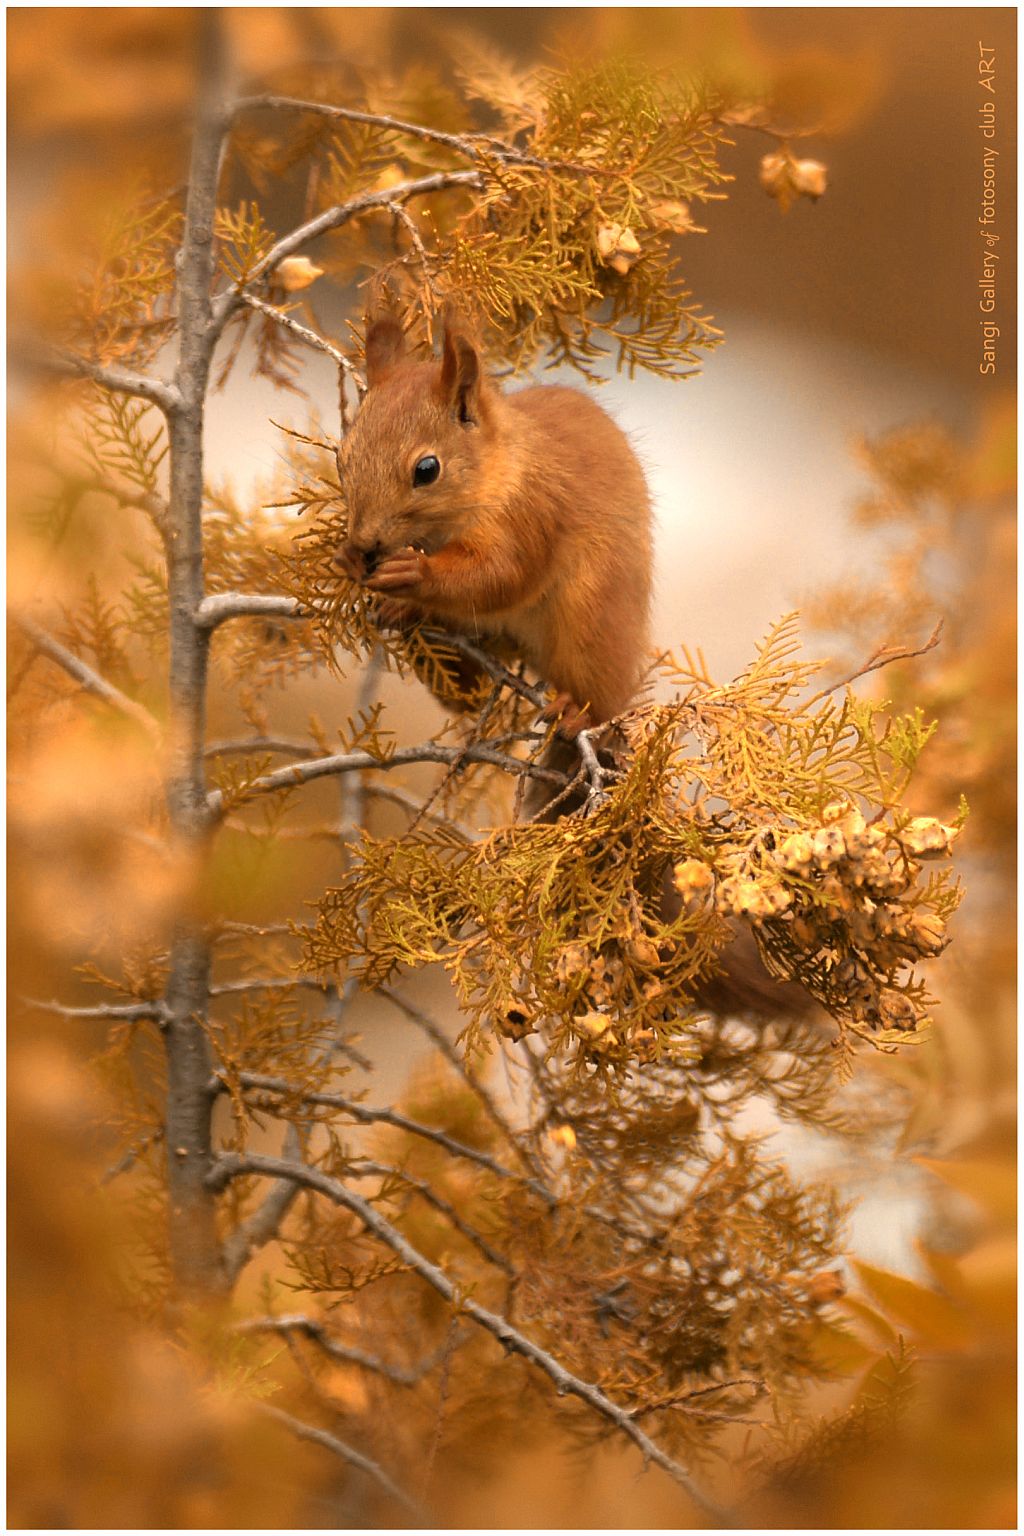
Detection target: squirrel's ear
<box><xmin>440</xmin><ymin>322</ymin><xmax>483</xmax><ymax>426</ymax></box>
<box><xmin>365</xmin><ymin>315</ymin><xmax>406</xmax><ymax>387</ymax></box>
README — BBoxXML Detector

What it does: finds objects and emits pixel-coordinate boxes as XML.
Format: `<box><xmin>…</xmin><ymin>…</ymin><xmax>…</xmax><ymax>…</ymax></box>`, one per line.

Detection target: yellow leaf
<box><xmin>852</xmin><ymin>1260</ymin><xmax>972</xmax><ymax>1351</ymax></box>
<box><xmin>914</xmin><ymin>1156</ymin><xmax>1016</xmax><ymax>1228</ymax></box>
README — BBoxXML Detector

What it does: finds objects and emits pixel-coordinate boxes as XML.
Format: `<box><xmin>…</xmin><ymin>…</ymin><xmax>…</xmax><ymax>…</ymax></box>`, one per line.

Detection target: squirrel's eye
<box><xmin>413</xmin><ymin>455</ymin><xmax>441</xmax><ymax>487</ymax></box>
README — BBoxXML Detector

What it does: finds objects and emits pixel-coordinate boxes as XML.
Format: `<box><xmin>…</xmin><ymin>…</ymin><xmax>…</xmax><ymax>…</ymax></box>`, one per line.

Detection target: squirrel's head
<box><xmin>336</xmin><ymin>309</ymin><xmax>497</xmax><ymax>577</ymax></box>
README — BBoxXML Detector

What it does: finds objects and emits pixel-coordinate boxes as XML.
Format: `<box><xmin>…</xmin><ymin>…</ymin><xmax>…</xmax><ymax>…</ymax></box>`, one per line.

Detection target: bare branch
<box><xmin>209</xmin><ymin>976</ymin><xmax>327</xmax><ymax>997</ymax></box>
<box><xmin>14</xmin><ymin>616</ymin><xmax>164</xmax><ymax>743</ymax></box>
<box><xmin>414</xmin><ymin>627</ymin><xmax>548</xmax><ymax>712</ymax></box>
<box><xmin>807</xmin><ymin>618</ymin><xmax>945</xmax><ymax>706</ymax></box>
<box><xmin>210</xmin><ymin>169</ymin><xmax>483</xmax><ymax>337</ymax></box>
<box><xmin>194</xmin><ymin>592</ymin><xmax>305</xmax><ymax>629</ymax></box>
<box><xmin>160</xmin><ymin>8</ymin><xmax>233</xmax><ymax>1299</ymax></box>
<box><xmin>222</xmin><ymin>1124</ymin><xmax>303</xmax><ymax>1283</ymax></box>
<box><xmin>235</xmin><ymin>1314</ymin><xmax>449</xmax><ymax>1384</ymax></box>
<box><xmin>205</xmin><ymin>738</ymin><xmax>565</xmax><ymax>817</ymax></box>
<box><xmin>240</xmin><ymin>294</ymin><xmax>361</xmax><ymax>381</ymax></box>
<box><xmin>234</xmin><ymin>94</ymin><xmax>494</xmax><ymax>160</ymax></box>
<box><xmin>16</xmin><ymin>344</ymin><xmax>181</xmax><ymax>416</ymax></box>
<box><xmin>255</xmin><ymin>1402</ymin><xmax>425</xmax><ymax>1520</ymax></box>
<box><xmin>232</xmin><ymin>95</ymin><xmax>613</xmax><ymax>178</ymax></box>
<box><xmin>21</xmin><ymin>996</ymin><xmax>171</xmax><ymax>1025</ymax></box>
<box><xmin>205</xmin><ymin>735</ymin><xmax>317</xmax><ymax>759</ymax></box>
<box><xmin>354</xmin><ymin>1159</ymin><xmax>514</xmax><ymax>1275</ymax></box>
<box><xmin>212</xmin><ymin>1153</ymin><xmax>735</xmax><ymax>1526</ymax></box>
<box><xmin>355</xmin><ymin>783</ymin><xmax>474</xmax><ymax>841</ymax></box>
<box><xmin>576</xmin><ymin>725</ymin><xmax>618</xmax><ymax>813</ymax></box>
<box><xmin>218</xmin><ymin>1070</ymin><xmax>557</xmax><ymax>1207</ymax></box>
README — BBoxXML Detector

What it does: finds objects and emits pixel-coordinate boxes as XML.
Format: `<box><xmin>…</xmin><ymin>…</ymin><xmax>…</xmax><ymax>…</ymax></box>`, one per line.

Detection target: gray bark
<box><xmin>162</xmin><ymin>10</ymin><xmax>230</xmax><ymax>1299</ymax></box>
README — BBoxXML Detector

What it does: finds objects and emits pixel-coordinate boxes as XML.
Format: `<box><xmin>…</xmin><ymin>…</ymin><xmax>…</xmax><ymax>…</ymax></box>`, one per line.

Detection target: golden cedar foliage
<box><xmin>7</xmin><ymin>9</ymin><xmax>1011</xmax><ymax>1530</ymax></box>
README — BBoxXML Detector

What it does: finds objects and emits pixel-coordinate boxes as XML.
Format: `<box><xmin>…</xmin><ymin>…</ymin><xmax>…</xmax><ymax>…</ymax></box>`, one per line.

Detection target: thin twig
<box><xmin>222</xmin><ymin>1124</ymin><xmax>303</xmax><ymax>1283</ymax></box>
<box><xmin>205</xmin><ymin>736</ymin><xmax>317</xmax><ymax>759</ymax></box>
<box><xmin>14</xmin><ymin>617</ymin><xmax>164</xmax><ymax>743</ymax></box>
<box><xmin>255</xmin><ymin>1402</ymin><xmax>425</xmax><ymax>1520</ymax></box>
<box><xmin>353</xmin><ymin>1159</ymin><xmax>514</xmax><ymax>1275</ymax></box>
<box><xmin>806</xmin><ymin>618</ymin><xmax>944</xmax><ymax>706</ymax></box>
<box><xmin>17</xmin><ymin>345</ymin><xmax>181</xmax><ymax>416</ymax></box>
<box><xmin>210</xmin><ymin>170</ymin><xmax>483</xmax><ymax>336</ymax></box>
<box><xmin>205</xmin><ymin>738</ymin><xmax>566</xmax><ymax>818</ymax></box>
<box><xmin>232</xmin><ymin>95</ymin><xmax>611</xmax><ymax>178</ymax></box>
<box><xmin>217</xmin><ymin>1070</ymin><xmax>558</xmax><ymax>1208</ymax></box>
<box><xmin>235</xmin><ymin>1314</ymin><xmax>450</xmax><ymax>1384</ymax></box>
<box><xmin>22</xmin><ymin>996</ymin><xmax>171</xmax><ymax>1025</ymax></box>
<box><xmin>194</xmin><ymin>591</ymin><xmax>305</xmax><ymax>629</ymax></box>
<box><xmin>240</xmin><ymin>294</ymin><xmax>360</xmax><ymax>381</ymax></box>
<box><xmin>380</xmin><ymin>988</ymin><xmax>539</xmax><ymax>1176</ymax></box>
<box><xmin>211</xmin><ymin>1153</ymin><xmax>735</xmax><ymax>1526</ymax></box>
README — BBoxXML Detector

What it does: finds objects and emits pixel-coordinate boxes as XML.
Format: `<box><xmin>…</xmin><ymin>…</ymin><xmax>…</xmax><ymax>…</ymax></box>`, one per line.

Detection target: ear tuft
<box><xmin>364</xmin><ymin>314</ymin><xmax>406</xmax><ymax>387</ymax></box>
<box><xmin>440</xmin><ymin>305</ymin><xmax>484</xmax><ymax>425</ymax></box>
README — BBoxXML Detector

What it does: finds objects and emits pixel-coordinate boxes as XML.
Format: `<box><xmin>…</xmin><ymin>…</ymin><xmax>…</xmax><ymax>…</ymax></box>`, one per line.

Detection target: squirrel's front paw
<box><xmin>364</xmin><ymin>547</ymin><xmax>429</xmax><ymax>594</ymax></box>
<box><xmin>540</xmin><ymin>691</ymin><xmax>592</xmax><ymax>739</ymax></box>
<box><xmin>376</xmin><ymin>597</ymin><xmax>420</xmax><ymax>631</ymax></box>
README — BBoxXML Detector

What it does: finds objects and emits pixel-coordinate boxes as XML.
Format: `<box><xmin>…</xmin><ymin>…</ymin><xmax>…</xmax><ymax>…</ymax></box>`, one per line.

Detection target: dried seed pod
<box><xmin>274</xmin><ymin>255</ymin><xmax>324</xmax><ymax>291</ymax></box>
<box><xmin>811</xmin><ymin>825</ymin><xmax>847</xmax><ymax>868</ymax></box>
<box><xmin>872</xmin><ymin>902</ymin><xmax>912</xmax><ymax>939</ymax></box>
<box><xmin>760</xmin><ymin>150</ymin><xmax>828</xmax><ymax>209</ymax></box>
<box><xmin>908</xmin><ymin>912</ymin><xmax>949</xmax><ymax>956</ymax></box>
<box><xmin>574</xmin><ymin>1010</ymin><xmax>612</xmax><ymax>1041</ymax></box>
<box><xmin>673</xmin><ymin>859</ymin><xmax>715</xmax><ymax>907</ymax></box>
<box><xmin>555</xmin><ymin>943</ymin><xmax>590</xmax><ymax>982</ymax></box>
<box><xmin>858</xmin><ymin>851</ymin><xmax>912</xmax><ymax>897</ymax></box>
<box><xmin>898</xmin><ymin>817</ymin><xmax>961</xmax><ymax>859</ymax></box>
<box><xmin>776</xmin><ymin>831</ymin><xmax>815</xmax><ymax>874</ymax></box>
<box><xmin>877</xmin><ymin>989</ymin><xmax>920</xmax><ymax>1031</ymax></box>
<box><xmin>497</xmin><ymin>1005</ymin><xmax>535</xmax><ymax>1042</ymax></box>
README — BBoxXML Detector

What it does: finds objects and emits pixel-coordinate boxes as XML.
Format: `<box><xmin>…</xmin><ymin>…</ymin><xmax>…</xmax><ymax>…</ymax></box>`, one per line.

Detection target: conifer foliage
<box><xmin>9</xmin><ymin>13</ymin><xmax>966</xmax><ymax>1527</ymax></box>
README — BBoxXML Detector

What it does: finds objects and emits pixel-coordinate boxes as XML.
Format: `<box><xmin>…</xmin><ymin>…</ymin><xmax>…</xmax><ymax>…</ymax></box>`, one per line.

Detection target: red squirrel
<box><xmin>335</xmin><ymin>310</ymin><xmax>653</xmax><ymax>738</ymax></box>
<box><xmin>334</xmin><ymin>311</ymin><xmax>813</xmax><ymax>1023</ymax></box>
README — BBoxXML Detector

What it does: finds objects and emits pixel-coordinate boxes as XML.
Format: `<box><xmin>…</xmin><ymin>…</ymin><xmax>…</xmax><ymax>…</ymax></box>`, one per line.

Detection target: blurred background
<box><xmin>8</xmin><ymin>7</ymin><xmax>1016</xmax><ymax>1530</ymax></box>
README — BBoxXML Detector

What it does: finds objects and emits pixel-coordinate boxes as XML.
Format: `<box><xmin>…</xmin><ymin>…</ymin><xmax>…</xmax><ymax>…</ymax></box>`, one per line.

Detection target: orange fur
<box><xmin>336</xmin><ymin>313</ymin><xmax>652</xmax><ymax>732</ymax></box>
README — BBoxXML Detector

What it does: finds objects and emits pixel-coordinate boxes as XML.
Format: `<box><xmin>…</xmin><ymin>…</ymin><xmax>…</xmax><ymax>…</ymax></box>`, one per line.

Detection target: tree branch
<box><xmin>14</xmin><ymin>616</ymin><xmax>164</xmax><ymax>743</ymax></box>
<box><xmin>221</xmin><ymin>1123</ymin><xmax>303</xmax><ymax>1283</ymax></box>
<box><xmin>806</xmin><ymin>618</ymin><xmax>945</xmax><ymax>706</ymax></box>
<box><xmin>235</xmin><ymin>1314</ymin><xmax>449</xmax><ymax>1384</ymax></box>
<box><xmin>205</xmin><ymin>735</ymin><xmax>316</xmax><ymax>759</ymax></box>
<box><xmin>232</xmin><ymin>95</ymin><xmax>611</xmax><ymax>178</ymax></box>
<box><xmin>218</xmin><ymin>1071</ymin><xmax>557</xmax><ymax>1208</ymax></box>
<box><xmin>353</xmin><ymin>1159</ymin><xmax>514</xmax><ymax>1275</ymax></box>
<box><xmin>18</xmin><ymin>345</ymin><xmax>181</xmax><ymax>416</ymax></box>
<box><xmin>205</xmin><ymin>738</ymin><xmax>565</xmax><ymax>817</ymax></box>
<box><xmin>161</xmin><ymin>8</ymin><xmax>232</xmax><ymax>1299</ymax></box>
<box><xmin>211</xmin><ymin>1153</ymin><xmax>735</xmax><ymax>1526</ymax></box>
<box><xmin>194</xmin><ymin>591</ymin><xmax>305</xmax><ymax>629</ymax></box>
<box><xmin>209</xmin><ymin>170</ymin><xmax>483</xmax><ymax>336</ymax></box>
<box><xmin>239</xmin><ymin>293</ymin><xmax>359</xmax><ymax>377</ymax></box>
<box><xmin>21</xmin><ymin>996</ymin><xmax>171</xmax><ymax>1025</ymax></box>
<box><xmin>255</xmin><ymin>1402</ymin><xmax>425</xmax><ymax>1521</ymax></box>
